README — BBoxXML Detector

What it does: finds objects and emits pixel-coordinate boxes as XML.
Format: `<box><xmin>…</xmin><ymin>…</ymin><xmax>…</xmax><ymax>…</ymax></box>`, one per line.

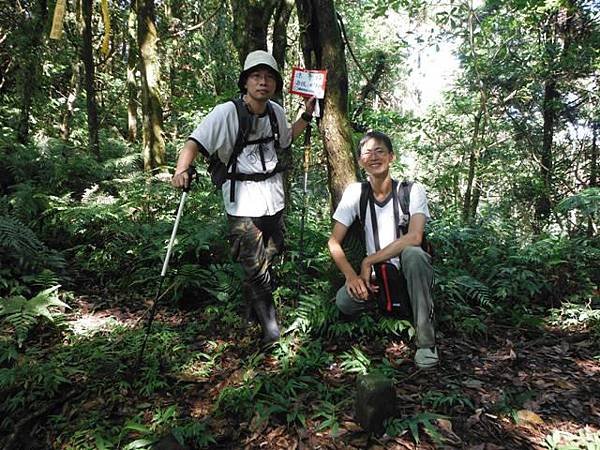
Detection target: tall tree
<box><xmin>81</xmin><ymin>0</ymin><xmax>101</xmax><ymax>158</ymax></box>
<box><xmin>296</xmin><ymin>0</ymin><xmax>356</xmax><ymax>210</ymax></box>
<box><xmin>272</xmin><ymin>0</ymin><xmax>295</xmax><ymax>100</ymax></box>
<box><xmin>461</xmin><ymin>3</ymin><xmax>489</xmax><ymax>223</ymax></box>
<box><xmin>60</xmin><ymin>62</ymin><xmax>82</xmax><ymax>141</ymax></box>
<box><xmin>16</xmin><ymin>0</ymin><xmax>48</xmax><ymax>144</ymax></box>
<box><xmin>229</xmin><ymin>0</ymin><xmax>278</xmax><ymax>63</ymax></box>
<box><xmin>137</xmin><ymin>0</ymin><xmax>166</xmax><ymax>171</ymax></box>
<box><xmin>127</xmin><ymin>0</ymin><xmax>138</xmax><ymax>142</ymax></box>
<box><xmin>272</xmin><ymin>0</ymin><xmax>294</xmax><ymax>70</ymax></box>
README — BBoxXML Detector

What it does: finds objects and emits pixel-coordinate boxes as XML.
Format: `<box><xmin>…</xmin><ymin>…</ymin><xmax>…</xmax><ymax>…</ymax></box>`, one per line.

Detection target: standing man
<box><xmin>172</xmin><ymin>50</ymin><xmax>315</xmax><ymax>347</ymax></box>
<box><xmin>327</xmin><ymin>131</ymin><xmax>438</xmax><ymax>369</ymax></box>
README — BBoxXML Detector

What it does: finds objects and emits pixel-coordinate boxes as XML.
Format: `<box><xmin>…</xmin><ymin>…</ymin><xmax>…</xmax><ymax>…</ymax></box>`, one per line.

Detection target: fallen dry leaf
<box><xmin>436</xmin><ymin>418</ymin><xmax>462</xmax><ymax>445</ymax></box>
<box><xmin>463</xmin><ymin>378</ymin><xmax>484</xmax><ymax>389</ymax></box>
<box><xmin>516</xmin><ymin>409</ymin><xmax>544</xmax><ymax>426</ymax></box>
<box><xmin>466</xmin><ymin>409</ymin><xmax>484</xmax><ymax>428</ymax></box>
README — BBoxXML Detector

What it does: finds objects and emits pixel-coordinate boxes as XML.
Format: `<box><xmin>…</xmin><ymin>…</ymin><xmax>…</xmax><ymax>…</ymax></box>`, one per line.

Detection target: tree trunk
<box><xmin>273</xmin><ymin>0</ymin><xmax>294</xmax><ymax>71</ymax></box>
<box><xmin>462</xmin><ymin>107</ymin><xmax>483</xmax><ymax>222</ymax></box>
<box><xmin>82</xmin><ymin>0</ymin><xmax>101</xmax><ymax>159</ymax></box>
<box><xmin>137</xmin><ymin>0</ymin><xmax>166</xmax><ymax>172</ymax></box>
<box><xmin>591</xmin><ymin>122</ymin><xmax>598</xmax><ymax>189</ymax></box>
<box><xmin>60</xmin><ymin>62</ymin><xmax>82</xmax><ymax>141</ymax></box>
<box><xmin>296</xmin><ymin>0</ymin><xmax>356</xmax><ymax>210</ymax></box>
<box><xmin>535</xmin><ymin>79</ymin><xmax>557</xmax><ymax>223</ymax></box>
<box><xmin>272</xmin><ymin>0</ymin><xmax>294</xmax><ymax>101</ymax></box>
<box><xmin>589</xmin><ymin>121</ymin><xmax>597</xmax><ymax>237</ymax></box>
<box><xmin>17</xmin><ymin>64</ymin><xmax>35</xmax><ymax>145</ymax></box>
<box><xmin>16</xmin><ymin>0</ymin><xmax>47</xmax><ymax>144</ymax></box>
<box><xmin>127</xmin><ymin>0</ymin><xmax>138</xmax><ymax>142</ymax></box>
<box><xmin>230</xmin><ymin>0</ymin><xmax>278</xmax><ymax>64</ymax></box>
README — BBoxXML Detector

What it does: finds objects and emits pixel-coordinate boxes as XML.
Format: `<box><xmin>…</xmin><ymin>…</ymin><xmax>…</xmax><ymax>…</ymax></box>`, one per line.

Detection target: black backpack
<box><xmin>207</xmin><ymin>97</ymin><xmax>288</xmax><ymax>202</ymax></box>
<box><xmin>358</xmin><ymin>179</ymin><xmax>411</xmax><ymax>236</ymax></box>
<box><xmin>354</xmin><ymin>179</ymin><xmax>432</xmax><ymax>317</ymax></box>
<box><xmin>357</xmin><ymin>179</ymin><xmax>432</xmax><ymax>255</ymax></box>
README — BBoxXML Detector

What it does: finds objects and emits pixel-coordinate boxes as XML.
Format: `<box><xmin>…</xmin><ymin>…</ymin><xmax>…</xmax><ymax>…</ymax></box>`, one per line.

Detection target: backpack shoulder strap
<box><xmin>265</xmin><ymin>101</ymin><xmax>280</xmax><ymax>148</ymax></box>
<box><xmin>227</xmin><ymin>98</ymin><xmax>254</xmax><ymax>202</ymax></box>
<box><xmin>230</xmin><ymin>98</ymin><xmax>252</xmax><ymax>161</ymax></box>
<box><xmin>398</xmin><ymin>180</ymin><xmax>413</xmax><ymax>216</ymax></box>
<box><xmin>358</xmin><ymin>181</ymin><xmax>370</xmax><ymax>227</ymax></box>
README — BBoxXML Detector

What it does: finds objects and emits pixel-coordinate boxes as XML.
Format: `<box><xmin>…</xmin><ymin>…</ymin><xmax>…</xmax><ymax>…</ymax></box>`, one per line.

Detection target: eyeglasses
<box><xmin>248</xmin><ymin>72</ymin><xmax>276</xmax><ymax>83</ymax></box>
<box><xmin>360</xmin><ymin>148</ymin><xmax>389</xmax><ymax>158</ymax></box>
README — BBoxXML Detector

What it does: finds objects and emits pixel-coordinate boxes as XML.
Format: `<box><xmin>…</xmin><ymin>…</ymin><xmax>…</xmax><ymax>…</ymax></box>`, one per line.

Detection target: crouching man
<box><xmin>327</xmin><ymin>131</ymin><xmax>438</xmax><ymax>369</ymax></box>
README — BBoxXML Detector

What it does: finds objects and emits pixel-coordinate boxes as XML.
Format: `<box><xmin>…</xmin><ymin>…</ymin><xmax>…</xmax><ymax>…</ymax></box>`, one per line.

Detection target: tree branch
<box><xmin>172</xmin><ymin>5</ymin><xmax>222</xmax><ymax>38</ymax></box>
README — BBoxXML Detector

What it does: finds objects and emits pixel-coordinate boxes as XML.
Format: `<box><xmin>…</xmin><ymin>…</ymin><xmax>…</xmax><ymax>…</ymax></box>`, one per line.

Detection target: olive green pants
<box><xmin>335</xmin><ymin>246</ymin><xmax>435</xmax><ymax>348</ymax></box>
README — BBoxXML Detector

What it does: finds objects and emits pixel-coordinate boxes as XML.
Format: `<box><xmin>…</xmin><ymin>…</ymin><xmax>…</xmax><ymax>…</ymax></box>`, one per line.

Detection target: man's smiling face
<box><xmin>358</xmin><ymin>137</ymin><xmax>394</xmax><ymax>176</ymax></box>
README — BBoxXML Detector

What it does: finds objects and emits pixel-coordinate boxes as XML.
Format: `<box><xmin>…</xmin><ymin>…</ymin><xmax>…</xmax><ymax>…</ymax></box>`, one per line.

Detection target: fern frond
<box><xmin>339</xmin><ymin>347</ymin><xmax>371</xmax><ymax>375</ymax></box>
<box><xmin>27</xmin><ymin>286</ymin><xmax>70</xmax><ymax>321</ymax></box>
<box><xmin>442</xmin><ymin>275</ymin><xmax>491</xmax><ymax>308</ymax></box>
<box><xmin>0</xmin><ymin>215</ymin><xmax>45</xmax><ymax>259</ymax></box>
<box><xmin>0</xmin><ymin>286</ymin><xmax>68</xmax><ymax>346</ymax></box>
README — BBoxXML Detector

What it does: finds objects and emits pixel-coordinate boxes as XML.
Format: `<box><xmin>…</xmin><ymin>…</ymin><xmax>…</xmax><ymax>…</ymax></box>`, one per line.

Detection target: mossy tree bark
<box><xmin>127</xmin><ymin>0</ymin><xmax>138</xmax><ymax>143</ymax></box>
<box><xmin>16</xmin><ymin>0</ymin><xmax>47</xmax><ymax>145</ymax></box>
<box><xmin>229</xmin><ymin>0</ymin><xmax>278</xmax><ymax>64</ymax></box>
<box><xmin>81</xmin><ymin>0</ymin><xmax>101</xmax><ymax>159</ymax></box>
<box><xmin>296</xmin><ymin>0</ymin><xmax>357</xmax><ymax>211</ymax></box>
<box><xmin>137</xmin><ymin>0</ymin><xmax>166</xmax><ymax>172</ymax></box>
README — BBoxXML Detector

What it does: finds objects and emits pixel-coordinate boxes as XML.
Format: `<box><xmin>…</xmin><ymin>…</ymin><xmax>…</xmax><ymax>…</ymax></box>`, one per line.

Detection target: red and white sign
<box><xmin>290</xmin><ymin>68</ymin><xmax>328</xmax><ymax>99</ymax></box>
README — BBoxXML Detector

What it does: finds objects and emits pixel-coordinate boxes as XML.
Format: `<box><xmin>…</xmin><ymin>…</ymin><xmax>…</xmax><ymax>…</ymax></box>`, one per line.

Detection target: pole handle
<box><xmin>183</xmin><ymin>165</ymin><xmax>198</xmax><ymax>192</ymax></box>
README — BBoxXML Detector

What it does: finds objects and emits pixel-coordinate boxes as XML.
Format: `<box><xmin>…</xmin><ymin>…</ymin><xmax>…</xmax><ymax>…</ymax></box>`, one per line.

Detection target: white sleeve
<box><xmin>332</xmin><ymin>183</ymin><xmax>362</xmax><ymax>227</ymax></box>
<box><xmin>188</xmin><ymin>102</ymin><xmax>238</xmax><ymax>162</ymax></box>
<box><xmin>409</xmin><ymin>182</ymin><xmax>431</xmax><ymax>220</ymax></box>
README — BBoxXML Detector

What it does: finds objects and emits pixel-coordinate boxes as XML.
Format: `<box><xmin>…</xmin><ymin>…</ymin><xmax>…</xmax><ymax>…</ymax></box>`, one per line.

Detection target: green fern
<box><xmin>199</xmin><ymin>263</ymin><xmax>242</xmax><ymax>302</ymax></box>
<box><xmin>339</xmin><ymin>347</ymin><xmax>371</xmax><ymax>375</ymax></box>
<box><xmin>377</xmin><ymin>317</ymin><xmax>414</xmax><ymax>338</ymax></box>
<box><xmin>288</xmin><ymin>293</ymin><xmax>326</xmax><ymax>334</ymax></box>
<box><xmin>0</xmin><ymin>214</ymin><xmax>46</xmax><ymax>261</ymax></box>
<box><xmin>444</xmin><ymin>275</ymin><xmax>491</xmax><ymax>308</ymax></box>
<box><xmin>0</xmin><ymin>286</ymin><xmax>69</xmax><ymax>346</ymax></box>
<box><xmin>385</xmin><ymin>412</ymin><xmax>446</xmax><ymax>444</ymax></box>
<box><xmin>556</xmin><ymin>187</ymin><xmax>600</xmax><ymax>217</ymax></box>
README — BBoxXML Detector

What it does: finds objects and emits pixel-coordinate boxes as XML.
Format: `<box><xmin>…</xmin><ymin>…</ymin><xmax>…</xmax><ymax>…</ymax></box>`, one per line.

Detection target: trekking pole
<box><xmin>135</xmin><ymin>166</ymin><xmax>197</xmax><ymax>369</ymax></box>
<box><xmin>296</xmin><ymin>125</ymin><xmax>312</xmax><ymax>296</ymax></box>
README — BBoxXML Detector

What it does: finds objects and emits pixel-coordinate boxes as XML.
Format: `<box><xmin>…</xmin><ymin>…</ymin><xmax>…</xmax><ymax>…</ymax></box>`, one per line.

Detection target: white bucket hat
<box><xmin>237</xmin><ymin>50</ymin><xmax>283</xmax><ymax>93</ymax></box>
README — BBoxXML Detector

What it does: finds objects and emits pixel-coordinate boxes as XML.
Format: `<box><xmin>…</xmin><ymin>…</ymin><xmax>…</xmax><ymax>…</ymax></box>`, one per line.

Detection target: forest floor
<box><xmin>9</xmin><ymin>289</ymin><xmax>600</xmax><ymax>450</ymax></box>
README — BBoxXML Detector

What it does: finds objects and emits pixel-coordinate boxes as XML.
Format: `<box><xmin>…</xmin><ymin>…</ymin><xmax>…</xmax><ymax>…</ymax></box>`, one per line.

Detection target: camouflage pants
<box><xmin>227</xmin><ymin>211</ymin><xmax>285</xmax><ymax>303</ymax></box>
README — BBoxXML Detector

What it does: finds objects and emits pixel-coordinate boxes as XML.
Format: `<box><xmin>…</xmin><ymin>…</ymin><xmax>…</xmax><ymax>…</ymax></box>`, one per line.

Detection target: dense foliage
<box><xmin>0</xmin><ymin>0</ymin><xmax>598</xmax><ymax>448</ymax></box>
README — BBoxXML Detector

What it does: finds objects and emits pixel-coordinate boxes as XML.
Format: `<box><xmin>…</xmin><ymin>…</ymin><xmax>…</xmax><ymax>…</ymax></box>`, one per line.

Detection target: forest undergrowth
<box><xmin>1</xmin><ymin>130</ymin><xmax>599</xmax><ymax>449</ymax></box>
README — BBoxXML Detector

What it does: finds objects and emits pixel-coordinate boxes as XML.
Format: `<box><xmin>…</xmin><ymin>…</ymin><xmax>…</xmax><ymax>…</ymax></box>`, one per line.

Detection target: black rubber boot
<box><xmin>243</xmin><ymin>303</ymin><xmax>258</xmax><ymax>328</ymax></box>
<box><xmin>252</xmin><ymin>296</ymin><xmax>280</xmax><ymax>347</ymax></box>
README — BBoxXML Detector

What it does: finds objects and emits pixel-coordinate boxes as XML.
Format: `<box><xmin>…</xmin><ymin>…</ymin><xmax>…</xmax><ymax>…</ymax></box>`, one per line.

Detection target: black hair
<box><xmin>357</xmin><ymin>131</ymin><xmax>393</xmax><ymax>156</ymax></box>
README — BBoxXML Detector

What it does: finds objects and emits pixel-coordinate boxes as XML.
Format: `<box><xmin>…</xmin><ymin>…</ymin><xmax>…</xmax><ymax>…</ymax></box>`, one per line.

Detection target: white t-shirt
<box><xmin>333</xmin><ymin>181</ymin><xmax>430</xmax><ymax>268</ymax></box>
<box><xmin>189</xmin><ymin>100</ymin><xmax>293</xmax><ymax>217</ymax></box>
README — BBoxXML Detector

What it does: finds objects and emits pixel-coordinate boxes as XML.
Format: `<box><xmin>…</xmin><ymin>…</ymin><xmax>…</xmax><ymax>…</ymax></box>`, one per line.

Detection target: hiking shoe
<box><xmin>415</xmin><ymin>347</ymin><xmax>439</xmax><ymax>369</ymax></box>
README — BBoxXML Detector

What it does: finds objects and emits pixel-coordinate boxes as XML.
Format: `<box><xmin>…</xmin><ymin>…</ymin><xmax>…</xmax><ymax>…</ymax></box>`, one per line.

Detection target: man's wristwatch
<box><xmin>301</xmin><ymin>111</ymin><xmax>313</xmax><ymax>122</ymax></box>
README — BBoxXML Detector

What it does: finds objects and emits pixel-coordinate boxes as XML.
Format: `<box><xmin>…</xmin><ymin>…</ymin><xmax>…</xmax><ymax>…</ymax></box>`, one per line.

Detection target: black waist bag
<box><xmin>373</xmin><ymin>262</ymin><xmax>411</xmax><ymax>318</ymax></box>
